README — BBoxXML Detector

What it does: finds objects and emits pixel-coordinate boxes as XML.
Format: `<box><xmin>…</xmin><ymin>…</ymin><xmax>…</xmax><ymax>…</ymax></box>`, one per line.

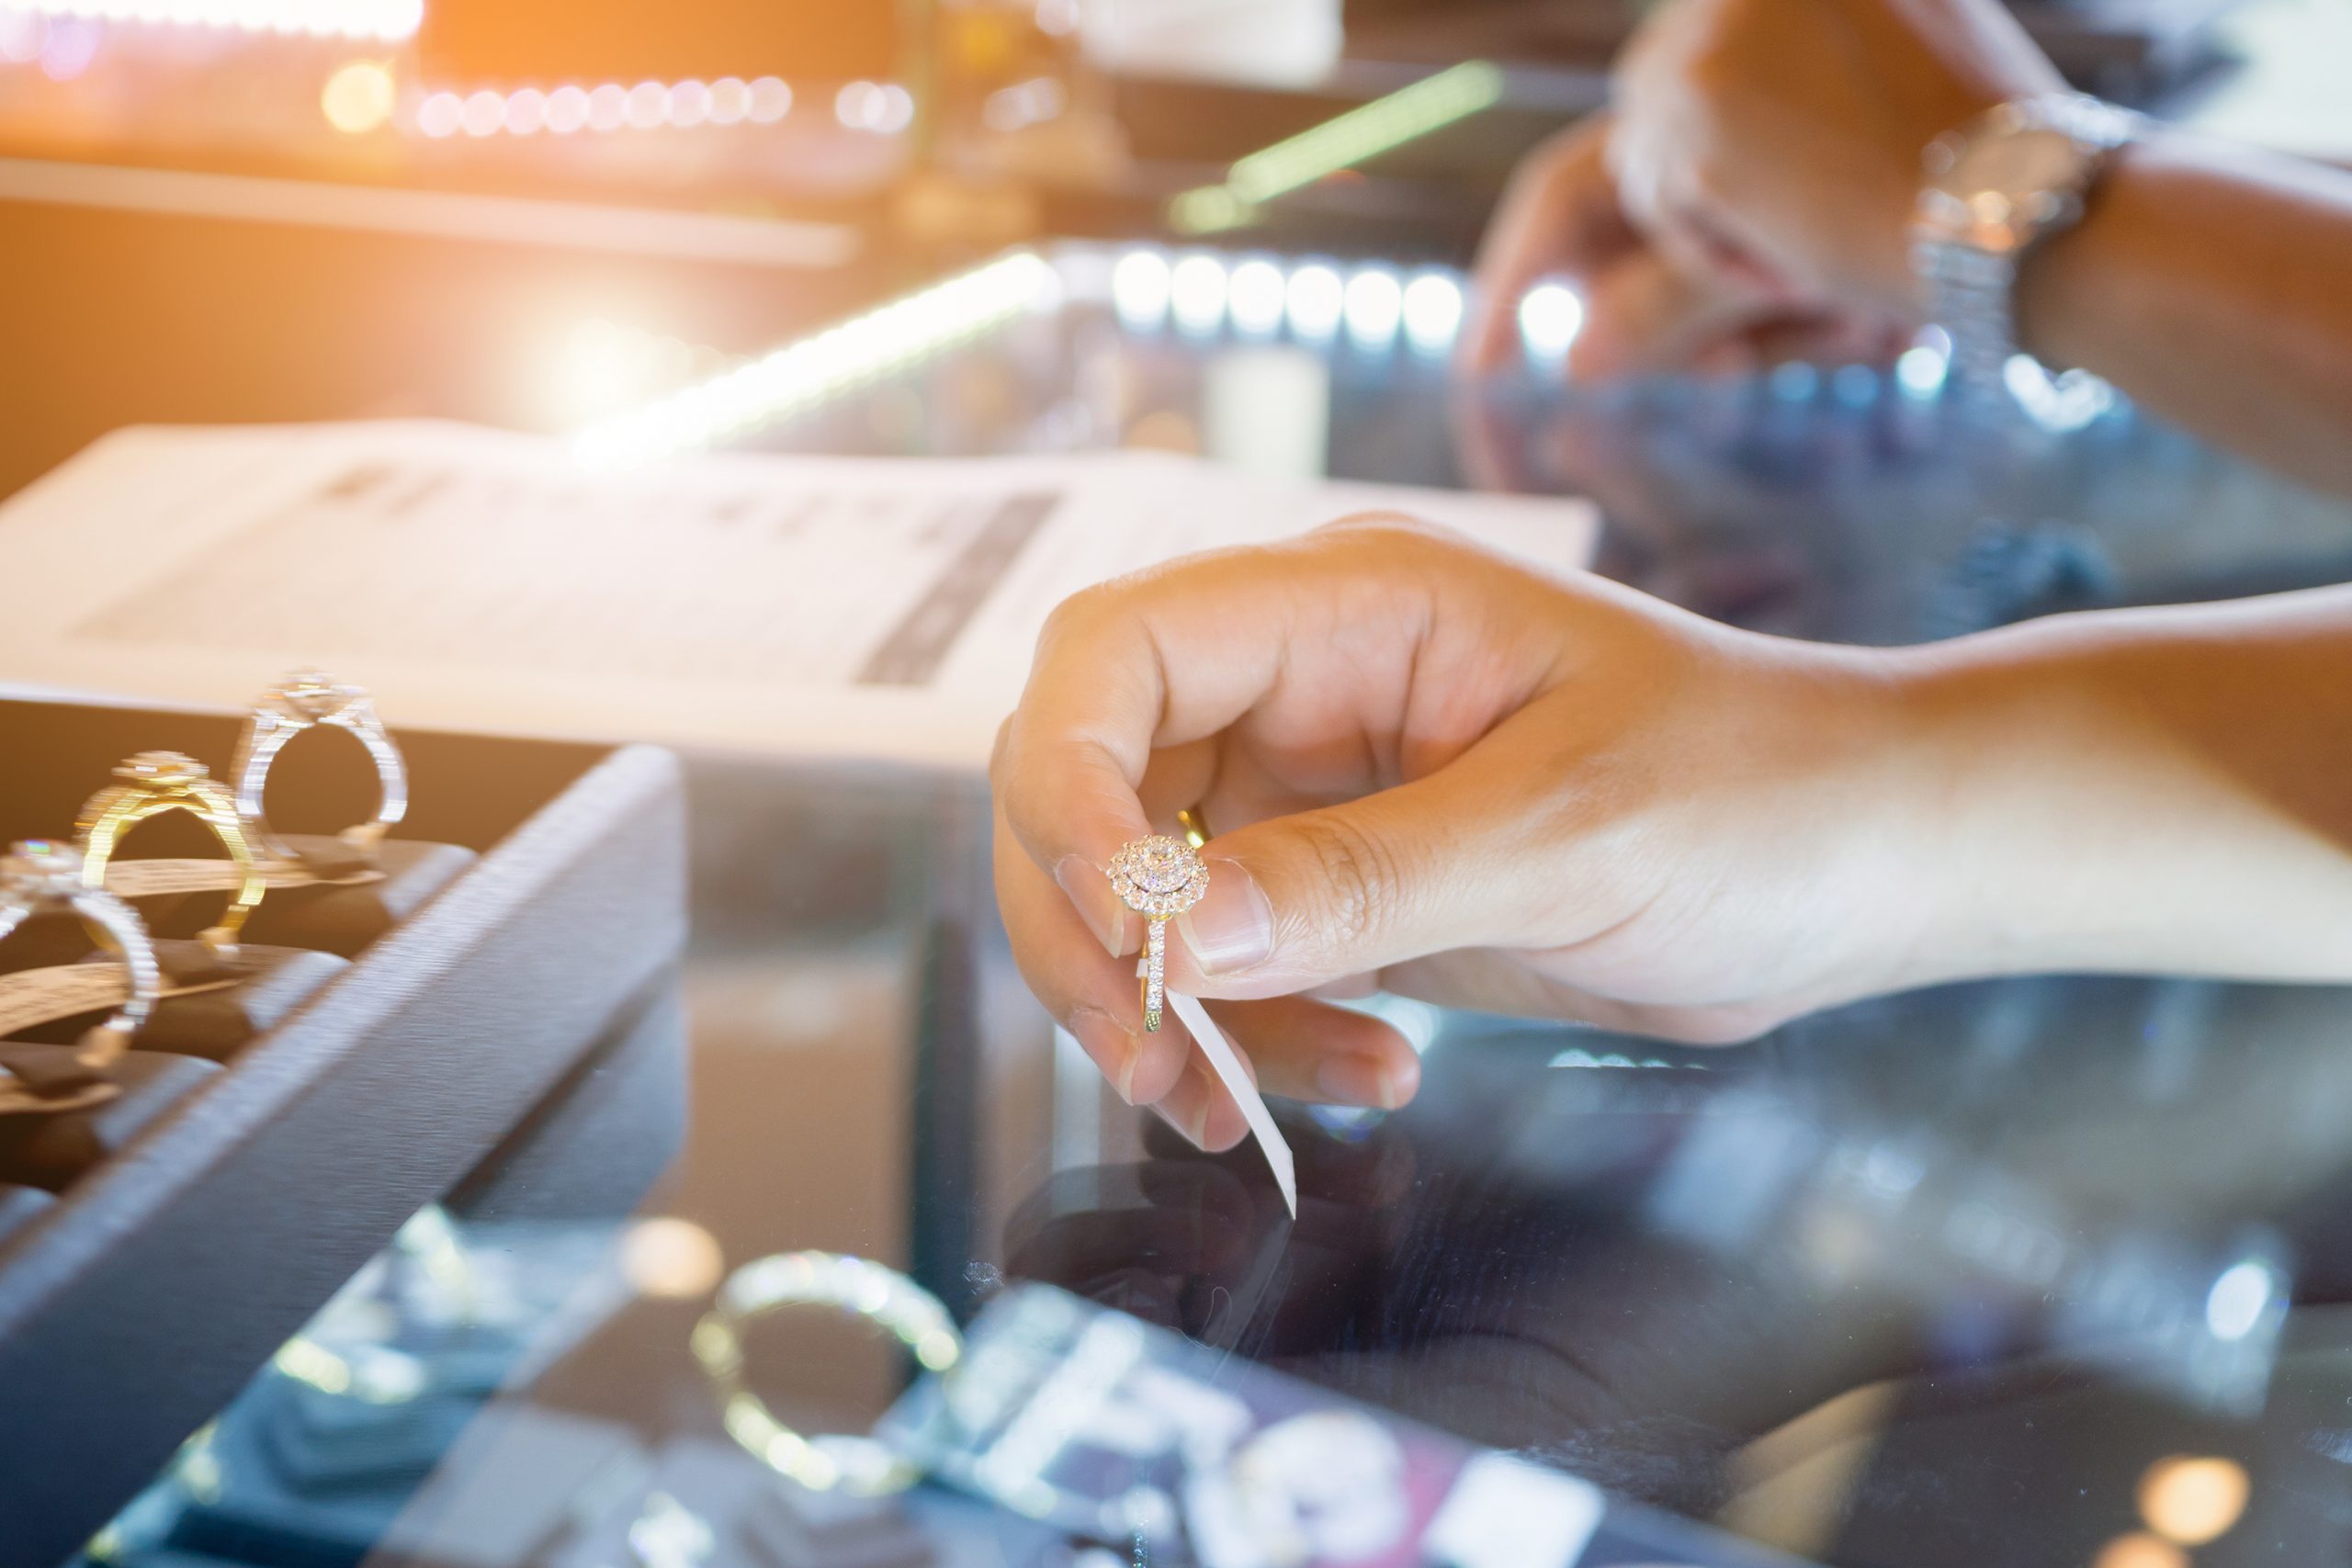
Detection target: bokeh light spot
<box><xmin>320</xmin><ymin>59</ymin><xmax>396</xmax><ymax>135</ymax></box>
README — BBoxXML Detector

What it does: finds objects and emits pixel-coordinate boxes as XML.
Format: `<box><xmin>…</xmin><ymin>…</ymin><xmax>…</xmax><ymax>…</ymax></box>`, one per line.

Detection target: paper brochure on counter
<box><xmin>0</xmin><ymin>420</ymin><xmax>1597</xmax><ymax>770</ymax></box>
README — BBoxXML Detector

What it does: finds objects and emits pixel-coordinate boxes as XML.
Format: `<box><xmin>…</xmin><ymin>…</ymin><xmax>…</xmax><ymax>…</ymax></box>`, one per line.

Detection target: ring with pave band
<box><xmin>0</xmin><ymin>839</ymin><xmax>163</xmax><ymax>1064</ymax></box>
<box><xmin>232</xmin><ymin>670</ymin><xmax>407</xmax><ymax>867</ymax></box>
<box><xmin>1108</xmin><ymin>835</ymin><xmax>1209</xmax><ymax>1032</ymax></box>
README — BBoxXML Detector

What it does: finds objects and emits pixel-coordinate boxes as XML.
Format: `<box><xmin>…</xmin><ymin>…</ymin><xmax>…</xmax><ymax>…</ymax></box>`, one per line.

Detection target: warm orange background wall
<box><xmin>420</xmin><ymin>0</ymin><xmax>901</xmax><ymax>85</ymax></box>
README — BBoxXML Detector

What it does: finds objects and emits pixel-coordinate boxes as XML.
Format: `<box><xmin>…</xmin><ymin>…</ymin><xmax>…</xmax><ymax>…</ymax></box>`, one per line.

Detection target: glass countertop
<box><xmin>76</xmin><ymin>248</ymin><xmax>2352</xmax><ymax>1568</ymax></box>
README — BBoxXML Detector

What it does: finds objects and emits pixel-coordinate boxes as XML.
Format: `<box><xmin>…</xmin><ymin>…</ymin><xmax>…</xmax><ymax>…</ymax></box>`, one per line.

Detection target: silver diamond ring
<box><xmin>0</xmin><ymin>839</ymin><xmax>163</xmax><ymax>1053</ymax></box>
<box><xmin>232</xmin><ymin>670</ymin><xmax>407</xmax><ymax>864</ymax></box>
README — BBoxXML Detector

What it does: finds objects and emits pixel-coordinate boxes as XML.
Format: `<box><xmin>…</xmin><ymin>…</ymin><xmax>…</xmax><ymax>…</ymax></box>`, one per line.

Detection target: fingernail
<box><xmin>1151</xmin><ymin>1101</ymin><xmax>1209</xmax><ymax>1151</ymax></box>
<box><xmin>1054</xmin><ymin>855</ymin><xmax>1125</xmax><ymax>957</ymax></box>
<box><xmin>1069</xmin><ymin>1008</ymin><xmax>1142</xmax><ymax>1104</ymax></box>
<box><xmin>1174</xmin><ymin>856</ymin><xmax>1274</xmax><ymax>977</ymax></box>
<box><xmin>1315</xmin><ymin>1052</ymin><xmax>1398</xmax><ymax>1109</ymax></box>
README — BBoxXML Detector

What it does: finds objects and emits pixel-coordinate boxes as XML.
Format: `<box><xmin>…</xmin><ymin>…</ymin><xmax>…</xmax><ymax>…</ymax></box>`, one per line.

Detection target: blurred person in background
<box><xmin>1460</xmin><ymin>0</ymin><xmax>2352</xmax><ymax>499</ymax></box>
<box><xmin>994</xmin><ymin>0</ymin><xmax>2352</xmax><ymax>1149</ymax></box>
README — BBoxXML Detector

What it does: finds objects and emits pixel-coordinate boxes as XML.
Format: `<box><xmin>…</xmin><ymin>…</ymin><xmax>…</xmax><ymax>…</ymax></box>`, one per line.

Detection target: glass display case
<box><xmin>55</xmin><ymin>244</ymin><xmax>2352</xmax><ymax>1567</ymax></box>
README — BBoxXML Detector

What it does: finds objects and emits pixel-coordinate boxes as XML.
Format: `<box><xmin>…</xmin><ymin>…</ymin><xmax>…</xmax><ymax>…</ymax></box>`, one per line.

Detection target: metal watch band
<box><xmin>1916</xmin><ymin>236</ymin><xmax>2019</xmax><ymax>393</ymax></box>
<box><xmin>1913</xmin><ymin>93</ymin><xmax>2137</xmax><ymax>398</ymax></box>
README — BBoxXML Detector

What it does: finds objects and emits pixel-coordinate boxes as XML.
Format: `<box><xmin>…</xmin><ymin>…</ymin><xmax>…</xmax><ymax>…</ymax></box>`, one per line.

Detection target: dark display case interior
<box><xmin>0</xmin><ymin>693</ymin><xmax>684</xmax><ymax>1567</ymax></box>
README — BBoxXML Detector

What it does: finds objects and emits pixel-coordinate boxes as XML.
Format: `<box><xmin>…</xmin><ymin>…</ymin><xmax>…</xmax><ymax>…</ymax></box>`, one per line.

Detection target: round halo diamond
<box><xmin>269</xmin><ymin>669</ymin><xmax>360</xmax><ymax>723</ymax></box>
<box><xmin>113</xmin><ymin>750</ymin><xmax>208</xmax><ymax>785</ymax></box>
<box><xmin>0</xmin><ymin>840</ymin><xmax>85</xmax><ymax>902</ymax></box>
<box><xmin>1107</xmin><ymin>835</ymin><xmax>1209</xmax><ymax>919</ymax></box>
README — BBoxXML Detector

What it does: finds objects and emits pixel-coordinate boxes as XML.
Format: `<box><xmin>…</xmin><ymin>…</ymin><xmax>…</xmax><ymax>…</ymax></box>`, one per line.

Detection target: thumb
<box><xmin>1168</xmin><ymin>770</ymin><xmax>1519</xmax><ymax>999</ymax></box>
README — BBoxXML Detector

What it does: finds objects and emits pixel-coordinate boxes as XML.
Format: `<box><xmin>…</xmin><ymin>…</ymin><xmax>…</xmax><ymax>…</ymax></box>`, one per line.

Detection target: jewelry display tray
<box><xmin>0</xmin><ymin>694</ymin><xmax>684</xmax><ymax>1562</ymax></box>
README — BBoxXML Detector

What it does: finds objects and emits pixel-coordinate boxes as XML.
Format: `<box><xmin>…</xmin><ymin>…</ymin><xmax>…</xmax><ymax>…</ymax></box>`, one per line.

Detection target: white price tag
<box><xmin>1163</xmin><ymin>987</ymin><xmax>1297</xmax><ymax>1218</ymax></box>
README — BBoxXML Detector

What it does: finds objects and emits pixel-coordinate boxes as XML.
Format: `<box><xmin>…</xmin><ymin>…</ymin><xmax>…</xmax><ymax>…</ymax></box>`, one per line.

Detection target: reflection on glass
<box><xmin>1170</xmin><ymin>253</ymin><xmax>1231</xmax><ymax>337</ymax></box>
<box><xmin>1283</xmin><ymin>263</ymin><xmax>1345</xmax><ymax>342</ymax></box>
<box><xmin>1400</xmin><ymin>272</ymin><xmax>1464</xmax><ymax>355</ymax></box>
<box><xmin>1227</xmin><ymin>259</ymin><xmax>1289</xmax><ymax>338</ymax></box>
<box><xmin>1112</xmin><ymin>247</ymin><xmax>1173</xmax><ymax>331</ymax></box>
<box><xmin>1517</xmin><ymin>281</ymin><xmax>1584</xmax><ymax>360</ymax></box>
<box><xmin>1341</xmin><ymin>267</ymin><xmax>1403</xmax><ymax>350</ymax></box>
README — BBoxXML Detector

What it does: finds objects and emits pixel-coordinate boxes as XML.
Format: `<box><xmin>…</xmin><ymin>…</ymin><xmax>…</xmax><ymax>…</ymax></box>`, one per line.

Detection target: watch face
<box><xmin>1928</xmin><ymin>126</ymin><xmax>2088</xmax><ymax>250</ymax></box>
<box><xmin>1952</xmin><ymin>126</ymin><xmax>2086</xmax><ymax>197</ymax></box>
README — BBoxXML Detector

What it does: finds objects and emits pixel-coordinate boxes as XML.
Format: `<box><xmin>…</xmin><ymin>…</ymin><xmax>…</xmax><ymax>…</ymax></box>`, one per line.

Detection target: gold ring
<box><xmin>76</xmin><ymin>751</ymin><xmax>267</xmax><ymax>951</ymax></box>
<box><xmin>691</xmin><ymin>1251</ymin><xmax>959</xmax><ymax>1495</ymax></box>
<box><xmin>1108</xmin><ymin>834</ymin><xmax>1209</xmax><ymax>1032</ymax></box>
<box><xmin>1177</xmin><ymin>805</ymin><xmax>1213</xmax><ymax>849</ymax></box>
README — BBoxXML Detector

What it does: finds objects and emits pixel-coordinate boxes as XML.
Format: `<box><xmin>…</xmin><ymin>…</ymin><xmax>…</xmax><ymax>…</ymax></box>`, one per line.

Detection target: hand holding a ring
<box><xmin>992</xmin><ymin>521</ymin><xmax>1945</xmax><ymax>1149</ymax></box>
<box><xmin>994</xmin><ymin>521</ymin><xmax>2352</xmax><ymax>1149</ymax></box>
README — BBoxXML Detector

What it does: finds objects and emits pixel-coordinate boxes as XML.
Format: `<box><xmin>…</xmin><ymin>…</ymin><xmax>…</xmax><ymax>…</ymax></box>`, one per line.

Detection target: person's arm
<box><xmin>991</xmin><ymin>523</ymin><xmax>2352</xmax><ymax>1144</ymax></box>
<box><xmin>1470</xmin><ymin>0</ymin><xmax>2352</xmax><ymax>495</ymax></box>
<box><xmin>1902</xmin><ymin>583</ymin><xmax>2352</xmax><ymax>982</ymax></box>
<box><xmin>2022</xmin><ymin>133</ymin><xmax>2352</xmax><ymax>497</ymax></box>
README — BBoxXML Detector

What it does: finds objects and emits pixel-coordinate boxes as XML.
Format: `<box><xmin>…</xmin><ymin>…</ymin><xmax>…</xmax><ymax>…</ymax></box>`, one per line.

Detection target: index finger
<box><xmin>992</xmin><ymin>524</ymin><xmax>1430</xmax><ymax>952</ymax></box>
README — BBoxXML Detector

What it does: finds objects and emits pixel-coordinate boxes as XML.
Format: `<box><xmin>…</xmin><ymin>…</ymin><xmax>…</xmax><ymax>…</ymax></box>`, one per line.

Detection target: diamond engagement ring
<box><xmin>1108</xmin><ymin>834</ymin><xmax>1209</xmax><ymax>1032</ymax></box>
<box><xmin>77</xmin><ymin>750</ymin><xmax>267</xmax><ymax>951</ymax></box>
<box><xmin>0</xmin><ymin>839</ymin><xmax>163</xmax><ymax>1058</ymax></box>
<box><xmin>232</xmin><ymin>670</ymin><xmax>408</xmax><ymax>865</ymax></box>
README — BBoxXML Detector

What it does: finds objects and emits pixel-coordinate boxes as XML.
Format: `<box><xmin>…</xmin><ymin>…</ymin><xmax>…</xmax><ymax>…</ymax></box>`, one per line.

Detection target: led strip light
<box><xmin>574</xmin><ymin>245</ymin><xmax>1590</xmax><ymax>468</ymax></box>
<box><xmin>413</xmin><ymin>75</ymin><xmax>794</xmax><ymax>139</ymax></box>
<box><xmin>1102</xmin><ymin>244</ymin><xmax>1584</xmax><ymax>360</ymax></box>
<box><xmin>1170</xmin><ymin>60</ymin><xmax>1506</xmax><ymax>235</ymax></box>
<box><xmin>408</xmin><ymin>75</ymin><xmax>910</xmax><ymax>140</ymax></box>
<box><xmin>2</xmin><ymin>0</ymin><xmax>422</xmax><ymax>40</ymax></box>
<box><xmin>572</xmin><ymin>250</ymin><xmax>1058</xmax><ymax>466</ymax></box>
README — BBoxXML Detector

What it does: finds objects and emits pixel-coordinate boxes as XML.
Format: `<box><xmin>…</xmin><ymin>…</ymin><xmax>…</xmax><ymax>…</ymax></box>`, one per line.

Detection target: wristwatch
<box><xmin>1911</xmin><ymin>92</ymin><xmax>2139</xmax><ymax>391</ymax></box>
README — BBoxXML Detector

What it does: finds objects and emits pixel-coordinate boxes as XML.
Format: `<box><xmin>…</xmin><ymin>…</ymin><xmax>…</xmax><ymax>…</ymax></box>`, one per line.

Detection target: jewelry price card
<box><xmin>0</xmin><ymin>421</ymin><xmax>1596</xmax><ymax>769</ymax></box>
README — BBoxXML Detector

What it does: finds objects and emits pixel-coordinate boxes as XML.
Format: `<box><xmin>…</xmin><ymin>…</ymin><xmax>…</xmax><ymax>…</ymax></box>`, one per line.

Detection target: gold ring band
<box><xmin>76</xmin><ymin>751</ymin><xmax>266</xmax><ymax>951</ymax></box>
